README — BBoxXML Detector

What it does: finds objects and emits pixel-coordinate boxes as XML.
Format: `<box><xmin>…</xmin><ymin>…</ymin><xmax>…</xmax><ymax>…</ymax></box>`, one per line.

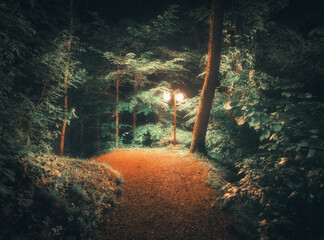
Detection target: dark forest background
<box><xmin>0</xmin><ymin>0</ymin><xmax>323</xmax><ymax>239</ymax></box>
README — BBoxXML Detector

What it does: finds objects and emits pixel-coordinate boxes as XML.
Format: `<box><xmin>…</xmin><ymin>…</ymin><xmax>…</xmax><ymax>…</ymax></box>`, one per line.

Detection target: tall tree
<box><xmin>232</xmin><ymin>0</ymin><xmax>240</xmax><ymax>74</ymax></box>
<box><xmin>133</xmin><ymin>72</ymin><xmax>138</xmax><ymax>137</ymax></box>
<box><xmin>190</xmin><ymin>0</ymin><xmax>224</xmax><ymax>153</ymax></box>
<box><xmin>115</xmin><ymin>64</ymin><xmax>120</xmax><ymax>148</ymax></box>
<box><xmin>59</xmin><ymin>0</ymin><xmax>73</xmax><ymax>156</ymax></box>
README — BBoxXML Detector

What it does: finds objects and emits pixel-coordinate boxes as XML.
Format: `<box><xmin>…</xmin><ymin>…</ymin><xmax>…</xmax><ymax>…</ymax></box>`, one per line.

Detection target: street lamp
<box><xmin>163</xmin><ymin>92</ymin><xmax>171</xmax><ymax>102</ymax></box>
<box><xmin>163</xmin><ymin>89</ymin><xmax>184</xmax><ymax>146</ymax></box>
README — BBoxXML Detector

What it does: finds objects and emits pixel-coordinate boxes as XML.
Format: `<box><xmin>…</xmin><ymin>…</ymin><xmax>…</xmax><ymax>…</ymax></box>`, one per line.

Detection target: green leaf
<box><xmin>282</xmin><ymin>92</ymin><xmax>292</xmax><ymax>97</ymax></box>
<box><xmin>260</xmin><ymin>129</ymin><xmax>271</xmax><ymax>141</ymax></box>
<box><xmin>298</xmin><ymin>141</ymin><xmax>309</xmax><ymax>147</ymax></box>
<box><xmin>310</xmin><ymin>129</ymin><xmax>318</xmax><ymax>134</ymax></box>
<box><xmin>261</xmin><ymin>116</ymin><xmax>270</xmax><ymax>123</ymax></box>
<box><xmin>246</xmin><ymin>109</ymin><xmax>255</xmax><ymax>117</ymax></box>
<box><xmin>261</xmin><ymin>83</ymin><xmax>269</xmax><ymax>90</ymax></box>
<box><xmin>285</xmin><ymin>146</ymin><xmax>296</xmax><ymax>151</ymax></box>
<box><xmin>248</xmin><ymin>117</ymin><xmax>260</xmax><ymax>127</ymax></box>
<box><xmin>271</xmin><ymin>124</ymin><xmax>282</xmax><ymax>131</ymax></box>
<box><xmin>307</xmin><ymin>149</ymin><xmax>316</xmax><ymax>158</ymax></box>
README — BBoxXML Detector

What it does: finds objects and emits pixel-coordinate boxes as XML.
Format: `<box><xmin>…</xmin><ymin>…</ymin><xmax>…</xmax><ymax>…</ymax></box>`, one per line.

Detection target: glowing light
<box><xmin>224</xmin><ymin>101</ymin><xmax>232</xmax><ymax>110</ymax></box>
<box><xmin>176</xmin><ymin>93</ymin><xmax>184</xmax><ymax>102</ymax></box>
<box><xmin>163</xmin><ymin>92</ymin><xmax>171</xmax><ymax>102</ymax></box>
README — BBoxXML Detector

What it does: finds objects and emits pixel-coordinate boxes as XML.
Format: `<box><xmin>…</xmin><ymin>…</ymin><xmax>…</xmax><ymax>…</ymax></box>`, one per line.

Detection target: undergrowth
<box><xmin>204</xmin><ymin>69</ymin><xmax>324</xmax><ymax>240</ymax></box>
<box><xmin>0</xmin><ymin>153</ymin><xmax>123</xmax><ymax>240</ymax></box>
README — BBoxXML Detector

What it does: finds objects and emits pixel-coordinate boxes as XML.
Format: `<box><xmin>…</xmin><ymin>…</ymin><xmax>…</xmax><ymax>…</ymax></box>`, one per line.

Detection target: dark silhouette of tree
<box><xmin>190</xmin><ymin>0</ymin><xmax>224</xmax><ymax>153</ymax></box>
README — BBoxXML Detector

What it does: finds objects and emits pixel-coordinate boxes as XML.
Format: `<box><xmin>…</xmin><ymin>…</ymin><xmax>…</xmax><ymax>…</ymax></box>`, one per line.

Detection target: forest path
<box><xmin>94</xmin><ymin>150</ymin><xmax>239</xmax><ymax>240</ymax></box>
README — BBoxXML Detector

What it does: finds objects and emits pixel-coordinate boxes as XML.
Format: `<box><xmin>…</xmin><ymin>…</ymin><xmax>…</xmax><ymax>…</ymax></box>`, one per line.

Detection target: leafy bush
<box><xmin>133</xmin><ymin>123</ymin><xmax>166</xmax><ymax>146</ymax></box>
<box><xmin>0</xmin><ymin>153</ymin><xmax>123</xmax><ymax>240</ymax></box>
<box><xmin>205</xmin><ymin>68</ymin><xmax>324</xmax><ymax>239</ymax></box>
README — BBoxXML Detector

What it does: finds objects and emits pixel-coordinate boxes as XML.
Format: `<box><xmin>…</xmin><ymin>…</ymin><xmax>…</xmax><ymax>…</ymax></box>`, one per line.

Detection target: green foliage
<box><xmin>74</xmin><ymin>3</ymin><xmax>195</xmax><ymax>155</ymax></box>
<box><xmin>0</xmin><ymin>0</ymin><xmax>85</xmax><ymax>156</ymax></box>
<box><xmin>0</xmin><ymin>153</ymin><xmax>123</xmax><ymax>239</ymax></box>
<box><xmin>203</xmin><ymin>24</ymin><xmax>324</xmax><ymax>239</ymax></box>
<box><xmin>126</xmin><ymin>5</ymin><xmax>179</xmax><ymax>42</ymax></box>
<box><xmin>178</xmin><ymin>95</ymin><xmax>200</xmax><ymax>128</ymax></box>
<box><xmin>234</xmin><ymin>0</ymin><xmax>289</xmax><ymax>32</ymax></box>
<box><xmin>133</xmin><ymin>123</ymin><xmax>166</xmax><ymax>146</ymax></box>
<box><xmin>186</xmin><ymin>6</ymin><xmax>209</xmax><ymax>24</ymax></box>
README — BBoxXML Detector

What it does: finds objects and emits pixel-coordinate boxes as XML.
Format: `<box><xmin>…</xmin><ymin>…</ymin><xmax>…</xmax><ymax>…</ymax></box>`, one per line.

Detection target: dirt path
<box><xmin>95</xmin><ymin>150</ymin><xmax>239</xmax><ymax>240</ymax></box>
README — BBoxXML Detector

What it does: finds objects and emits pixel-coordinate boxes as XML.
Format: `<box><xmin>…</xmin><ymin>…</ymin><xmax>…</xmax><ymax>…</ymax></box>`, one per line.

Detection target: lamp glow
<box><xmin>163</xmin><ymin>92</ymin><xmax>171</xmax><ymax>102</ymax></box>
<box><xmin>176</xmin><ymin>93</ymin><xmax>184</xmax><ymax>102</ymax></box>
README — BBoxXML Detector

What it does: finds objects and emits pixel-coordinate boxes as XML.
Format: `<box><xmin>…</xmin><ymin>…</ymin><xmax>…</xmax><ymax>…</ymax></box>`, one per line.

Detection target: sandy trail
<box><xmin>95</xmin><ymin>150</ymin><xmax>239</xmax><ymax>240</ymax></box>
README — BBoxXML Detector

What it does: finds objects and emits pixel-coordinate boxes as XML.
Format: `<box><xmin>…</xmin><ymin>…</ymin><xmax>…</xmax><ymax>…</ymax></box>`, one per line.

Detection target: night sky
<box><xmin>73</xmin><ymin>0</ymin><xmax>324</xmax><ymax>34</ymax></box>
<box><xmin>76</xmin><ymin>0</ymin><xmax>182</xmax><ymax>23</ymax></box>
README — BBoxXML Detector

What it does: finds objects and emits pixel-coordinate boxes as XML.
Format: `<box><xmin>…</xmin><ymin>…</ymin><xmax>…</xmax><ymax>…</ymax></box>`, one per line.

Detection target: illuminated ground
<box><xmin>95</xmin><ymin>150</ymin><xmax>239</xmax><ymax>239</ymax></box>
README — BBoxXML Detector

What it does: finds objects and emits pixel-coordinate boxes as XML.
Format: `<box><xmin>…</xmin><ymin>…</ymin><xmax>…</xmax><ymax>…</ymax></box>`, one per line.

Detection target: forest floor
<box><xmin>94</xmin><ymin>149</ymin><xmax>240</xmax><ymax>240</ymax></box>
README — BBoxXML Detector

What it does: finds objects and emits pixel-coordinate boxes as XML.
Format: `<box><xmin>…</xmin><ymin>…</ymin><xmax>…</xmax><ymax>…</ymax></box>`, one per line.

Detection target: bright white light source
<box><xmin>163</xmin><ymin>92</ymin><xmax>171</xmax><ymax>102</ymax></box>
<box><xmin>176</xmin><ymin>93</ymin><xmax>184</xmax><ymax>102</ymax></box>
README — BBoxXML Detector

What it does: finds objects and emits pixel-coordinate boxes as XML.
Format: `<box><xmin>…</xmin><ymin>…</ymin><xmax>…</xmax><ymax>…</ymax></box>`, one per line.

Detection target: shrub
<box><xmin>206</xmin><ymin>70</ymin><xmax>324</xmax><ymax>239</ymax></box>
<box><xmin>0</xmin><ymin>153</ymin><xmax>123</xmax><ymax>239</ymax></box>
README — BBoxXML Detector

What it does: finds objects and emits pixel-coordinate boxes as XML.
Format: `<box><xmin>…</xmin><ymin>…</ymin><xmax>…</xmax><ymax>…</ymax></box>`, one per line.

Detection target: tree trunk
<box><xmin>97</xmin><ymin>118</ymin><xmax>100</xmax><ymax>153</ymax></box>
<box><xmin>190</xmin><ymin>0</ymin><xmax>224</xmax><ymax>154</ymax></box>
<box><xmin>173</xmin><ymin>94</ymin><xmax>177</xmax><ymax>145</ymax></box>
<box><xmin>59</xmin><ymin>0</ymin><xmax>73</xmax><ymax>156</ymax></box>
<box><xmin>133</xmin><ymin>73</ymin><xmax>137</xmax><ymax>138</ymax></box>
<box><xmin>232</xmin><ymin>0</ymin><xmax>240</xmax><ymax>74</ymax></box>
<box><xmin>115</xmin><ymin>64</ymin><xmax>120</xmax><ymax>149</ymax></box>
<box><xmin>158</xmin><ymin>108</ymin><xmax>162</xmax><ymax>123</ymax></box>
<box><xmin>80</xmin><ymin>119</ymin><xmax>84</xmax><ymax>145</ymax></box>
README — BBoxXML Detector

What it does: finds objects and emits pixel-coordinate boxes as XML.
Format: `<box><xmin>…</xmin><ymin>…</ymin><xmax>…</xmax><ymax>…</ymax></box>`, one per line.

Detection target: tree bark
<box><xmin>59</xmin><ymin>0</ymin><xmax>73</xmax><ymax>156</ymax></box>
<box><xmin>133</xmin><ymin>73</ymin><xmax>137</xmax><ymax>138</ymax></box>
<box><xmin>158</xmin><ymin>108</ymin><xmax>162</xmax><ymax>123</ymax></box>
<box><xmin>80</xmin><ymin>119</ymin><xmax>84</xmax><ymax>145</ymax></box>
<box><xmin>115</xmin><ymin>64</ymin><xmax>120</xmax><ymax>149</ymax></box>
<box><xmin>173</xmin><ymin>93</ymin><xmax>177</xmax><ymax>145</ymax></box>
<box><xmin>232</xmin><ymin>0</ymin><xmax>240</xmax><ymax>74</ymax></box>
<box><xmin>190</xmin><ymin>0</ymin><xmax>224</xmax><ymax>154</ymax></box>
<box><xmin>97</xmin><ymin>118</ymin><xmax>100</xmax><ymax>153</ymax></box>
